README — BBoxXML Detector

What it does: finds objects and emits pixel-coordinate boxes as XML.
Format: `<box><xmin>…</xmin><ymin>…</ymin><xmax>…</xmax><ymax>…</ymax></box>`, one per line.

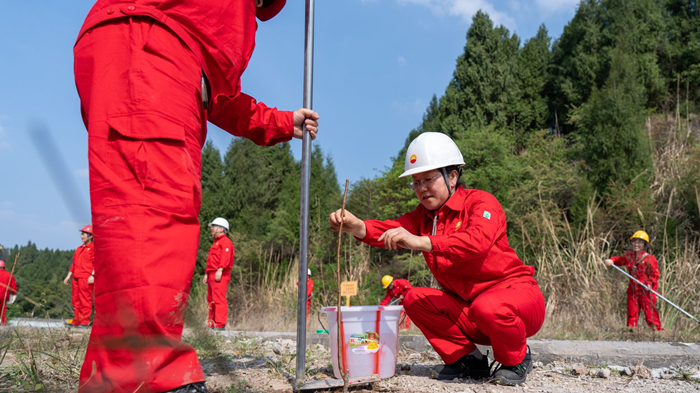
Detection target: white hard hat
<box><xmin>399</xmin><ymin>132</ymin><xmax>465</xmax><ymax>178</ymax></box>
<box><xmin>208</xmin><ymin>217</ymin><xmax>229</xmax><ymax>231</ymax></box>
<box><xmin>307</xmin><ymin>269</ymin><xmax>311</xmax><ymax>276</ymax></box>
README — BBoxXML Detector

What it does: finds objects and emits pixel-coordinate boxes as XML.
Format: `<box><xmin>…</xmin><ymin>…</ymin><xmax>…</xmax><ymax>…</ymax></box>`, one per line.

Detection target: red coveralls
<box><xmin>206</xmin><ymin>234</ymin><xmax>234</xmax><ymax>329</ymax></box>
<box><xmin>296</xmin><ymin>278</ymin><xmax>314</xmax><ymax>320</ymax></box>
<box><xmin>611</xmin><ymin>251</ymin><xmax>663</xmax><ymax>330</ymax></box>
<box><xmin>74</xmin><ymin>2</ymin><xmax>294</xmax><ymax>391</ymax></box>
<box><xmin>70</xmin><ymin>243</ymin><xmax>95</xmax><ymax>326</ymax></box>
<box><xmin>0</xmin><ymin>270</ymin><xmax>18</xmax><ymax>326</ymax></box>
<box><xmin>361</xmin><ymin>186</ymin><xmax>545</xmax><ymax>367</ymax></box>
<box><xmin>380</xmin><ymin>278</ymin><xmax>413</xmax><ymax>330</ymax></box>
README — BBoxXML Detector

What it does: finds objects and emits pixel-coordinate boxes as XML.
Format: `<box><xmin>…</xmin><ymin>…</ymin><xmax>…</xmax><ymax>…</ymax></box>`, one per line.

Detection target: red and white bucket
<box><xmin>320</xmin><ymin>305</ymin><xmax>402</xmax><ymax>379</ymax></box>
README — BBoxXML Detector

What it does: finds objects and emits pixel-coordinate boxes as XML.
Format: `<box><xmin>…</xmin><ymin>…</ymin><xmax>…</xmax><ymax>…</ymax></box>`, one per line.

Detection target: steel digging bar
<box><xmin>295</xmin><ymin>0</ymin><xmax>315</xmax><ymax>386</ymax></box>
<box><xmin>607</xmin><ymin>262</ymin><xmax>700</xmax><ymax>325</ymax></box>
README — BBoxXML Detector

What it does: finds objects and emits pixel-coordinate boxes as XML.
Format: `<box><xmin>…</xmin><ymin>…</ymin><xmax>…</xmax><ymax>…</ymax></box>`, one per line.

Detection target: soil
<box><xmin>202</xmin><ymin>335</ymin><xmax>700</xmax><ymax>393</ymax></box>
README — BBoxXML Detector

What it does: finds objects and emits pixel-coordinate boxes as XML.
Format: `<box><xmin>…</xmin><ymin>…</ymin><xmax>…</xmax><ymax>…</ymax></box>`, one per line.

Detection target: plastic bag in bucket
<box><xmin>320</xmin><ymin>305</ymin><xmax>402</xmax><ymax>379</ymax></box>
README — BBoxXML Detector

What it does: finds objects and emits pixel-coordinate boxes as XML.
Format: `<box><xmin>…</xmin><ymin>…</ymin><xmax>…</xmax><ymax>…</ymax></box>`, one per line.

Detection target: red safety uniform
<box><xmin>361</xmin><ymin>186</ymin><xmax>545</xmax><ymax>366</ymax></box>
<box><xmin>0</xmin><ymin>270</ymin><xmax>18</xmax><ymax>326</ymax></box>
<box><xmin>611</xmin><ymin>251</ymin><xmax>663</xmax><ymax>330</ymax></box>
<box><xmin>206</xmin><ymin>234</ymin><xmax>235</xmax><ymax>328</ymax></box>
<box><xmin>380</xmin><ymin>278</ymin><xmax>413</xmax><ymax>330</ymax></box>
<box><xmin>69</xmin><ymin>243</ymin><xmax>95</xmax><ymax>326</ymax></box>
<box><xmin>380</xmin><ymin>279</ymin><xmax>413</xmax><ymax>306</ymax></box>
<box><xmin>296</xmin><ymin>278</ymin><xmax>314</xmax><ymax>320</ymax></box>
<box><xmin>74</xmin><ymin>1</ymin><xmax>293</xmax><ymax>391</ymax></box>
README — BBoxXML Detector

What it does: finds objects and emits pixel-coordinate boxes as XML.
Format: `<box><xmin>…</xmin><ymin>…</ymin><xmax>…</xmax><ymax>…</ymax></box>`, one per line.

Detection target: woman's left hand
<box><xmin>378</xmin><ymin>227</ymin><xmax>432</xmax><ymax>252</ymax></box>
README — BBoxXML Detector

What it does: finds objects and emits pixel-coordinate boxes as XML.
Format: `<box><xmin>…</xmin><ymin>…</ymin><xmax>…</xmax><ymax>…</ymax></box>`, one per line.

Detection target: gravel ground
<box><xmin>202</xmin><ymin>334</ymin><xmax>700</xmax><ymax>393</ymax></box>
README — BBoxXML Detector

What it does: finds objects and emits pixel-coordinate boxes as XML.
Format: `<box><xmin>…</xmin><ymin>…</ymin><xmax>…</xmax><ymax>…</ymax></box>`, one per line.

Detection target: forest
<box><xmin>3</xmin><ymin>0</ymin><xmax>700</xmax><ymax>338</ymax></box>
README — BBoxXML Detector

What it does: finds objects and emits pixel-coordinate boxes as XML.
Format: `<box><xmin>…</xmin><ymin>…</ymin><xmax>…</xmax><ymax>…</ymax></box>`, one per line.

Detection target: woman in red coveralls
<box><xmin>63</xmin><ymin>225</ymin><xmax>95</xmax><ymax>327</ymax></box>
<box><xmin>203</xmin><ymin>218</ymin><xmax>234</xmax><ymax>331</ymax></box>
<box><xmin>73</xmin><ymin>1</ymin><xmax>319</xmax><ymax>392</ymax></box>
<box><xmin>379</xmin><ymin>275</ymin><xmax>412</xmax><ymax>330</ymax></box>
<box><xmin>605</xmin><ymin>230</ymin><xmax>663</xmax><ymax>331</ymax></box>
<box><xmin>330</xmin><ymin>132</ymin><xmax>545</xmax><ymax>386</ymax></box>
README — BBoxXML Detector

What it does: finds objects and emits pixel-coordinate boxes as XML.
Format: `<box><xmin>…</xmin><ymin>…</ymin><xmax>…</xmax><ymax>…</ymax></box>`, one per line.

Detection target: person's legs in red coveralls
<box><xmin>74</xmin><ymin>17</ymin><xmax>206</xmax><ymax>392</ymax></box>
<box><xmin>72</xmin><ymin>278</ymin><xmax>93</xmax><ymax>325</ymax></box>
<box><xmin>1</xmin><ymin>303</ymin><xmax>7</xmax><ymax>326</ymax></box>
<box><xmin>207</xmin><ymin>275</ymin><xmax>229</xmax><ymax>328</ymax></box>
<box><xmin>626</xmin><ymin>289</ymin><xmax>640</xmax><ymax>327</ymax></box>
<box><xmin>639</xmin><ymin>292</ymin><xmax>663</xmax><ymax>331</ymax></box>
<box><xmin>403</xmin><ymin>280</ymin><xmax>545</xmax><ymax>367</ymax></box>
<box><xmin>399</xmin><ymin>311</ymin><xmax>411</xmax><ymax>330</ymax></box>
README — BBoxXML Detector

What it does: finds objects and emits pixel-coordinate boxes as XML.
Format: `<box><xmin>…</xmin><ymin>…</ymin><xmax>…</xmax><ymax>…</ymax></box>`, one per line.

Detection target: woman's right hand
<box><xmin>329</xmin><ymin>209</ymin><xmax>366</xmax><ymax>239</ymax></box>
<box><xmin>604</xmin><ymin>258</ymin><xmax>613</xmax><ymax>266</ymax></box>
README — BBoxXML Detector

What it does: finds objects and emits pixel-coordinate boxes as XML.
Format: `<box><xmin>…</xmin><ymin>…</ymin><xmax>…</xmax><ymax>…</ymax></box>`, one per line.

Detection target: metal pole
<box><xmin>608</xmin><ymin>263</ymin><xmax>700</xmax><ymax>324</ymax></box>
<box><xmin>296</xmin><ymin>0</ymin><xmax>315</xmax><ymax>385</ymax></box>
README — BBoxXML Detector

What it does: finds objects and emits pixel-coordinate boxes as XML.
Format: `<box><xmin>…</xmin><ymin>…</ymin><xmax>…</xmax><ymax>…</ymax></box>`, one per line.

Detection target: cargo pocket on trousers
<box><xmin>94</xmin><ymin>114</ymin><xmax>197</xmax><ymax>216</ymax></box>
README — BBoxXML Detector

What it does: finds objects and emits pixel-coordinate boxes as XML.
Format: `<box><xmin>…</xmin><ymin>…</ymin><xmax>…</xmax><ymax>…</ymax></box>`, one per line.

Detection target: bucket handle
<box><xmin>317</xmin><ymin>310</ymin><xmax>328</xmax><ymax>333</ymax></box>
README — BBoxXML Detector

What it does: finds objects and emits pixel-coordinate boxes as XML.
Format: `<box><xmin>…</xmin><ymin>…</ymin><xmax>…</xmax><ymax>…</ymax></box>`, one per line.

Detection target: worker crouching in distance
<box><xmin>380</xmin><ymin>275</ymin><xmax>412</xmax><ymax>330</ymax></box>
<box><xmin>329</xmin><ymin>132</ymin><xmax>545</xmax><ymax>386</ymax></box>
<box><xmin>605</xmin><ymin>231</ymin><xmax>663</xmax><ymax>331</ymax></box>
<box><xmin>204</xmin><ymin>218</ymin><xmax>234</xmax><ymax>331</ymax></box>
<box><xmin>63</xmin><ymin>225</ymin><xmax>95</xmax><ymax>328</ymax></box>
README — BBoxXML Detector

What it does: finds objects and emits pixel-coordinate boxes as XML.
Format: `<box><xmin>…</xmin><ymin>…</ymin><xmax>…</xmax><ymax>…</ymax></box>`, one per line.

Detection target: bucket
<box><xmin>320</xmin><ymin>305</ymin><xmax>402</xmax><ymax>380</ymax></box>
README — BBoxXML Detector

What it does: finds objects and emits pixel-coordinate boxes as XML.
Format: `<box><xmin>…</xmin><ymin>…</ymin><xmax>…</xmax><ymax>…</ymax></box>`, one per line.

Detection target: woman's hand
<box><xmin>329</xmin><ymin>209</ymin><xmax>366</xmax><ymax>239</ymax></box>
<box><xmin>378</xmin><ymin>227</ymin><xmax>432</xmax><ymax>252</ymax></box>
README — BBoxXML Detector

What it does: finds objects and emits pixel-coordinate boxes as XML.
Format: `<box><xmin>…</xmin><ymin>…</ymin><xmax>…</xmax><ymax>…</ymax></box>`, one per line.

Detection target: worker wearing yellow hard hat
<box><xmin>605</xmin><ymin>230</ymin><xmax>663</xmax><ymax>331</ymax></box>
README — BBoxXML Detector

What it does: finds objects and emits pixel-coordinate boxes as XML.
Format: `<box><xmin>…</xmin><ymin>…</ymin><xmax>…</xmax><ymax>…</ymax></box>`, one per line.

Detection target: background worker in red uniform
<box><xmin>330</xmin><ymin>132</ymin><xmax>545</xmax><ymax>386</ymax></box>
<box><xmin>605</xmin><ymin>230</ymin><xmax>663</xmax><ymax>331</ymax></box>
<box><xmin>379</xmin><ymin>275</ymin><xmax>412</xmax><ymax>330</ymax></box>
<box><xmin>73</xmin><ymin>0</ymin><xmax>319</xmax><ymax>391</ymax></box>
<box><xmin>0</xmin><ymin>260</ymin><xmax>18</xmax><ymax>326</ymax></box>
<box><xmin>63</xmin><ymin>225</ymin><xmax>95</xmax><ymax>327</ymax></box>
<box><xmin>296</xmin><ymin>269</ymin><xmax>314</xmax><ymax>323</ymax></box>
<box><xmin>203</xmin><ymin>218</ymin><xmax>234</xmax><ymax>331</ymax></box>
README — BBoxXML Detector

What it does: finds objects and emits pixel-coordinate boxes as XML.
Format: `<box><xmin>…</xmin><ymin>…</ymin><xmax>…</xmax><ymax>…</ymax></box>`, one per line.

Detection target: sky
<box><xmin>0</xmin><ymin>0</ymin><xmax>579</xmax><ymax>251</ymax></box>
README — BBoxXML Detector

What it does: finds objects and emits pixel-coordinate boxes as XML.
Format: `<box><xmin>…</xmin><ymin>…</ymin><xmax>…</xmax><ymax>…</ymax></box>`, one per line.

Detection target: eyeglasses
<box><xmin>409</xmin><ymin>174</ymin><xmax>441</xmax><ymax>190</ymax></box>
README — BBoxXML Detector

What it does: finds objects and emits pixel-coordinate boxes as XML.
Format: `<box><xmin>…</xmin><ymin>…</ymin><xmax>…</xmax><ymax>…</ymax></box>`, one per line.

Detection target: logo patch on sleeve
<box><xmin>483</xmin><ymin>211</ymin><xmax>491</xmax><ymax>220</ymax></box>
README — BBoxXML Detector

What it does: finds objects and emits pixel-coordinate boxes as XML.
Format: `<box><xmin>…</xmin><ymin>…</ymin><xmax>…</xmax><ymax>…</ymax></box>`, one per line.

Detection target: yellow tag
<box><xmin>455</xmin><ymin>221</ymin><xmax>462</xmax><ymax>229</ymax></box>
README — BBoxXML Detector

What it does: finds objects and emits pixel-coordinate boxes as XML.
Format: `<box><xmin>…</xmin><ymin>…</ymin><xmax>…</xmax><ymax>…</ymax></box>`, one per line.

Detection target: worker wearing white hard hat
<box><xmin>330</xmin><ymin>132</ymin><xmax>544</xmax><ymax>386</ymax></box>
<box><xmin>203</xmin><ymin>217</ymin><xmax>234</xmax><ymax>331</ymax></box>
<box><xmin>297</xmin><ymin>268</ymin><xmax>314</xmax><ymax>325</ymax></box>
<box><xmin>0</xmin><ymin>260</ymin><xmax>18</xmax><ymax>326</ymax></box>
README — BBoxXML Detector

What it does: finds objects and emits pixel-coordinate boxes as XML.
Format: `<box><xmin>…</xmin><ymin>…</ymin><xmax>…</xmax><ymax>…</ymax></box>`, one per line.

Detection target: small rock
<box><xmin>533</xmin><ymin>361</ymin><xmax>544</xmax><ymax>369</ymax></box>
<box><xmin>272</xmin><ymin>342</ymin><xmax>282</xmax><ymax>355</ymax></box>
<box><xmin>609</xmin><ymin>365</ymin><xmax>632</xmax><ymax>376</ymax></box>
<box><xmin>572</xmin><ymin>365</ymin><xmax>587</xmax><ymax>376</ymax></box>
<box><xmin>596</xmin><ymin>369</ymin><xmax>611</xmax><ymax>379</ymax></box>
<box><xmin>631</xmin><ymin>364</ymin><xmax>652</xmax><ymax>379</ymax></box>
<box><xmin>689</xmin><ymin>372</ymin><xmax>700</xmax><ymax>381</ymax></box>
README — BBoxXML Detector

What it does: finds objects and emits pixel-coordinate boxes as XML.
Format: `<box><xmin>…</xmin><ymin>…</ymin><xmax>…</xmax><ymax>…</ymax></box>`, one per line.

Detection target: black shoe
<box><xmin>211</xmin><ymin>327</ymin><xmax>224</xmax><ymax>331</ymax></box>
<box><xmin>431</xmin><ymin>353</ymin><xmax>490</xmax><ymax>380</ymax></box>
<box><xmin>491</xmin><ymin>346</ymin><xmax>532</xmax><ymax>386</ymax></box>
<box><xmin>165</xmin><ymin>382</ymin><xmax>209</xmax><ymax>393</ymax></box>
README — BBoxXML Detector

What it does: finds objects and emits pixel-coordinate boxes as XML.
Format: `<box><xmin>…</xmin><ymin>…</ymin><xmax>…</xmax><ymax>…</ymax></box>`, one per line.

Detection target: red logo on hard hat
<box><xmin>410</xmin><ymin>154</ymin><xmax>417</xmax><ymax>164</ymax></box>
